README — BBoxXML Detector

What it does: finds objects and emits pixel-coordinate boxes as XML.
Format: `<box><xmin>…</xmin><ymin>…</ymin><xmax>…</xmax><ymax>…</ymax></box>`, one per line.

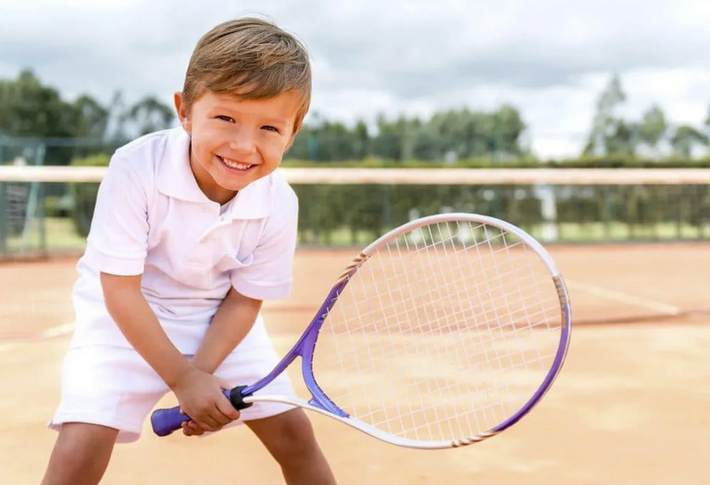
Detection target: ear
<box><xmin>174</xmin><ymin>92</ymin><xmax>192</xmax><ymax>133</ymax></box>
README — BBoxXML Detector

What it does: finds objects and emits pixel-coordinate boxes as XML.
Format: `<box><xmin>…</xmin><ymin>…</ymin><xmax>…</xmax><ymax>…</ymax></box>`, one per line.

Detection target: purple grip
<box><xmin>150</xmin><ymin>390</ymin><xmax>232</xmax><ymax>437</ymax></box>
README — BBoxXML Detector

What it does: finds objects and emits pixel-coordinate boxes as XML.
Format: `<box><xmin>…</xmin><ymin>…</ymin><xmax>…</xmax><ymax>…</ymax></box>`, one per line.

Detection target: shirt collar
<box><xmin>157</xmin><ymin>127</ymin><xmax>273</xmax><ymax>220</ymax></box>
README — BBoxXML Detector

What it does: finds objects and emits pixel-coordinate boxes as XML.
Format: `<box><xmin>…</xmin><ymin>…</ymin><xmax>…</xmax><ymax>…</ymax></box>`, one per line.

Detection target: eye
<box><xmin>261</xmin><ymin>125</ymin><xmax>280</xmax><ymax>133</ymax></box>
<box><xmin>216</xmin><ymin>115</ymin><xmax>234</xmax><ymax>123</ymax></box>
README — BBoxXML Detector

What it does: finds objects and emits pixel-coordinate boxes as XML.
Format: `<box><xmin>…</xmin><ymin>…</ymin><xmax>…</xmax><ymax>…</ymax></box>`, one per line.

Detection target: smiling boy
<box><xmin>40</xmin><ymin>17</ymin><xmax>337</xmax><ymax>485</ymax></box>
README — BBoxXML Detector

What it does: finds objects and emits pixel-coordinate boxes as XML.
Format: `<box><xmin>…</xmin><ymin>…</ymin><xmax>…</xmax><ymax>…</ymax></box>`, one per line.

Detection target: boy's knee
<box><xmin>250</xmin><ymin>409</ymin><xmax>320</xmax><ymax>463</ymax></box>
<box><xmin>277</xmin><ymin>410</ymin><xmax>318</xmax><ymax>454</ymax></box>
<box><xmin>42</xmin><ymin>423</ymin><xmax>118</xmax><ymax>485</ymax></box>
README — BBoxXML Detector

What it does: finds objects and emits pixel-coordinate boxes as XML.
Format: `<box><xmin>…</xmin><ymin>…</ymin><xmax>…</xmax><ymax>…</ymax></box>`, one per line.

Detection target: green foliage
<box><xmin>286</xmin><ymin>105</ymin><xmax>528</xmax><ymax>163</ymax></box>
<box><xmin>292</xmin><ymin>182</ymin><xmax>710</xmax><ymax>245</ymax></box>
<box><xmin>70</xmin><ymin>154</ymin><xmax>111</xmax><ymax>167</ymax></box>
<box><xmin>43</xmin><ymin>195</ymin><xmax>73</xmax><ymax>218</ymax></box>
<box><xmin>0</xmin><ymin>70</ymin><xmax>175</xmax><ymax>166</ymax></box>
<box><xmin>3</xmin><ymin>70</ymin><xmax>709</xmax><ymax>167</ymax></box>
<box><xmin>280</xmin><ymin>155</ymin><xmax>710</xmax><ymax>168</ymax></box>
<box><xmin>0</xmin><ymin>70</ymin><xmax>75</xmax><ymax>138</ymax></box>
<box><xmin>671</xmin><ymin>125</ymin><xmax>709</xmax><ymax>159</ymax></box>
<box><xmin>127</xmin><ymin>96</ymin><xmax>176</xmax><ymax>137</ymax></box>
<box><xmin>639</xmin><ymin>105</ymin><xmax>667</xmax><ymax>152</ymax></box>
<box><xmin>584</xmin><ymin>73</ymin><xmax>710</xmax><ymax>160</ymax></box>
<box><xmin>69</xmin><ymin>154</ymin><xmax>110</xmax><ymax>237</ymax></box>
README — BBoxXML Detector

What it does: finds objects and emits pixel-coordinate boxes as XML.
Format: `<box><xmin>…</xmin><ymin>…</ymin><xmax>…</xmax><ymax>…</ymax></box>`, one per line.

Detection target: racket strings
<box><xmin>312</xmin><ymin>220</ymin><xmax>563</xmax><ymax>443</ymax></box>
<box><xmin>337</xmin><ymin>269</ymin><xmax>556</xmax><ymax>333</ymax></box>
<box><xmin>336</xmin><ymin>227</ymin><xmax>552</xmax><ymax>434</ymax></box>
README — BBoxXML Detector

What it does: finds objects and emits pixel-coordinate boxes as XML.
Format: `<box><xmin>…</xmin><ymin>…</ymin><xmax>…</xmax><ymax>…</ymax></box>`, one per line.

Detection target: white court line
<box><xmin>0</xmin><ymin>322</ymin><xmax>75</xmax><ymax>354</ymax></box>
<box><xmin>566</xmin><ymin>279</ymin><xmax>681</xmax><ymax>315</ymax></box>
<box><xmin>39</xmin><ymin>322</ymin><xmax>75</xmax><ymax>339</ymax></box>
<box><xmin>0</xmin><ymin>344</ymin><xmax>17</xmax><ymax>354</ymax></box>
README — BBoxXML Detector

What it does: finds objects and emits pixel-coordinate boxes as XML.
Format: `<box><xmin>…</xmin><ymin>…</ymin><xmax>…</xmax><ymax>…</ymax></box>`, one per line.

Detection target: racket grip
<box><xmin>150</xmin><ymin>406</ymin><xmax>188</xmax><ymax>437</ymax></box>
<box><xmin>150</xmin><ymin>389</ymin><xmax>234</xmax><ymax>437</ymax></box>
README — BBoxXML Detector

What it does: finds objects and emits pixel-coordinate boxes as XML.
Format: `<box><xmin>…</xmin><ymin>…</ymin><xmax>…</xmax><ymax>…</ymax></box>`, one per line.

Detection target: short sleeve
<box><xmin>83</xmin><ymin>154</ymin><xmax>149</xmax><ymax>276</ymax></box>
<box><xmin>230</xmin><ymin>191</ymin><xmax>298</xmax><ymax>300</ymax></box>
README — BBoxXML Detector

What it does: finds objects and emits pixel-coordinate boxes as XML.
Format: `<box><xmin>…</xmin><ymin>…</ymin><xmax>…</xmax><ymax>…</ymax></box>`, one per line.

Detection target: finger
<box><xmin>208</xmin><ymin>402</ymin><xmax>236</xmax><ymax>427</ymax></box>
<box><xmin>217</xmin><ymin>378</ymin><xmax>233</xmax><ymax>390</ymax></box>
<box><xmin>215</xmin><ymin>396</ymin><xmax>241</xmax><ymax>421</ymax></box>
<box><xmin>194</xmin><ymin>414</ymin><xmax>222</xmax><ymax>432</ymax></box>
<box><xmin>189</xmin><ymin>421</ymin><xmax>206</xmax><ymax>436</ymax></box>
<box><xmin>183</xmin><ymin>420</ymin><xmax>204</xmax><ymax>436</ymax></box>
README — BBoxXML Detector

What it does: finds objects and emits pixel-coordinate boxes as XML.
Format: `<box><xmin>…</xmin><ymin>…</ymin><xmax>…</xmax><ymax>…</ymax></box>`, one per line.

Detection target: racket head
<box><xmin>296</xmin><ymin>212</ymin><xmax>571</xmax><ymax>449</ymax></box>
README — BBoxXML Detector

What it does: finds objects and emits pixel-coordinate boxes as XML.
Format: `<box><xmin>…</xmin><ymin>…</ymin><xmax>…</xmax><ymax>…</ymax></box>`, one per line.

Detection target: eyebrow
<box><xmin>259</xmin><ymin>117</ymin><xmax>291</xmax><ymax>126</ymax></box>
<box><xmin>206</xmin><ymin>98</ymin><xmax>296</xmax><ymax>128</ymax></box>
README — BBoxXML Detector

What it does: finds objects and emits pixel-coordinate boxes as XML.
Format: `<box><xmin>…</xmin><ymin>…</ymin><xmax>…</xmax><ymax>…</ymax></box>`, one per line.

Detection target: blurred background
<box><xmin>0</xmin><ymin>1</ymin><xmax>708</xmax><ymax>484</ymax></box>
<box><xmin>1</xmin><ymin>0</ymin><xmax>710</xmax><ymax>255</ymax></box>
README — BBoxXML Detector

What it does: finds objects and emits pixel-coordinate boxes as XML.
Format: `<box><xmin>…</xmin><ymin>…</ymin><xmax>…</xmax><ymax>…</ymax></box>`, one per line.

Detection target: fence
<box><xmin>0</xmin><ymin>166</ymin><xmax>709</xmax><ymax>258</ymax></box>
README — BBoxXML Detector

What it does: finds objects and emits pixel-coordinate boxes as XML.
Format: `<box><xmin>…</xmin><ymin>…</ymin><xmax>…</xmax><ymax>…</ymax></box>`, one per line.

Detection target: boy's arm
<box><xmin>100</xmin><ymin>272</ymin><xmax>193</xmax><ymax>387</ymax></box>
<box><xmin>191</xmin><ymin>287</ymin><xmax>263</xmax><ymax>374</ymax></box>
<box><xmin>191</xmin><ymin>181</ymin><xmax>298</xmax><ymax>380</ymax></box>
<box><xmin>101</xmin><ymin>272</ymin><xmax>240</xmax><ymax>430</ymax></box>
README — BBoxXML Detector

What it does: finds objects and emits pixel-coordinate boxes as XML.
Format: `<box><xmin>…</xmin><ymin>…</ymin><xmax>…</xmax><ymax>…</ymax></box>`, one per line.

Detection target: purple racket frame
<box><xmin>230</xmin><ymin>273</ymin><xmax>358</xmax><ymax>417</ymax></box>
<box><xmin>150</xmin><ymin>213</ymin><xmax>572</xmax><ymax>449</ymax></box>
<box><xmin>150</xmin><ymin>257</ymin><xmax>362</xmax><ymax>437</ymax></box>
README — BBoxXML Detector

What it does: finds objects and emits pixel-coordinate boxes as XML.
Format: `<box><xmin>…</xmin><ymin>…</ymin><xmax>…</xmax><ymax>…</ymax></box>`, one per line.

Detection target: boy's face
<box><xmin>174</xmin><ymin>89</ymin><xmax>301</xmax><ymax>204</ymax></box>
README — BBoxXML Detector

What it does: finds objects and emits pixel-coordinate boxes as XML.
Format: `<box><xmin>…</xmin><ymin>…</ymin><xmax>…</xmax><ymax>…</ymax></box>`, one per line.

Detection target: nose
<box><xmin>229</xmin><ymin>127</ymin><xmax>257</xmax><ymax>156</ymax></box>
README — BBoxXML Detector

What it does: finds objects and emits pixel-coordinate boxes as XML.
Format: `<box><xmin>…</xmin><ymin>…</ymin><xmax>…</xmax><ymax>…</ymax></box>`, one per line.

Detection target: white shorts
<box><xmin>48</xmin><ymin>318</ymin><xmax>296</xmax><ymax>443</ymax></box>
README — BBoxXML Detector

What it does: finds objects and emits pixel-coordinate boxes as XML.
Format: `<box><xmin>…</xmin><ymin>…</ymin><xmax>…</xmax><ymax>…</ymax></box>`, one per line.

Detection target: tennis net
<box><xmin>0</xmin><ymin>165</ymin><xmax>709</xmax><ymax>258</ymax></box>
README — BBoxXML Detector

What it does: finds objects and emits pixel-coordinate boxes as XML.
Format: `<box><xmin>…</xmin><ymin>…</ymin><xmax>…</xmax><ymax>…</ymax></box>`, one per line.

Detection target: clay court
<box><xmin>1</xmin><ymin>244</ymin><xmax>709</xmax><ymax>484</ymax></box>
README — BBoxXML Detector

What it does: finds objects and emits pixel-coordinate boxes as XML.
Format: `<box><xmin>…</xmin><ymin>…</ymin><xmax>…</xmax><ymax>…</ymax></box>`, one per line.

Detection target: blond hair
<box><xmin>182</xmin><ymin>17</ymin><xmax>312</xmax><ymax>132</ymax></box>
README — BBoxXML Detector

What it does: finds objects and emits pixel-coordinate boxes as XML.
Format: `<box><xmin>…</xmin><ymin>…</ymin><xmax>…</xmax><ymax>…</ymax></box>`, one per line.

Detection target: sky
<box><xmin>1</xmin><ymin>0</ymin><xmax>709</xmax><ymax>159</ymax></box>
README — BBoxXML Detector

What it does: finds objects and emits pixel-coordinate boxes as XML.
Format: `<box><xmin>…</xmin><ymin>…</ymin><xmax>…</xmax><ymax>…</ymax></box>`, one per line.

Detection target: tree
<box><xmin>491</xmin><ymin>104</ymin><xmax>527</xmax><ymax>157</ymax></box>
<box><xmin>370</xmin><ymin>113</ymin><xmax>404</xmax><ymax>161</ymax></box>
<box><xmin>670</xmin><ymin>125</ymin><xmax>708</xmax><ymax>159</ymax></box>
<box><xmin>71</xmin><ymin>94</ymin><xmax>109</xmax><ymax>139</ymax></box>
<box><xmin>126</xmin><ymin>95</ymin><xmax>175</xmax><ymax>137</ymax></box>
<box><xmin>605</xmin><ymin>119</ymin><xmax>639</xmax><ymax>157</ymax></box>
<box><xmin>638</xmin><ymin>105</ymin><xmax>667</xmax><ymax>157</ymax></box>
<box><xmin>584</xmin><ymin>73</ymin><xmax>628</xmax><ymax>156</ymax></box>
<box><xmin>0</xmin><ymin>69</ymin><xmax>75</xmax><ymax>138</ymax></box>
<box><xmin>352</xmin><ymin>120</ymin><xmax>370</xmax><ymax>159</ymax></box>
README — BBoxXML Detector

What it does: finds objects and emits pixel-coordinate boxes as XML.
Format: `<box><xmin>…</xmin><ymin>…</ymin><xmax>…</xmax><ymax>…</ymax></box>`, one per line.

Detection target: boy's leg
<box><xmin>44</xmin><ymin>345</ymin><xmax>170</xmax><ymax>483</ymax></box>
<box><xmin>211</xmin><ymin>315</ymin><xmax>337</xmax><ymax>484</ymax></box>
<box><xmin>246</xmin><ymin>409</ymin><xmax>337</xmax><ymax>485</ymax></box>
<box><xmin>40</xmin><ymin>423</ymin><xmax>118</xmax><ymax>485</ymax></box>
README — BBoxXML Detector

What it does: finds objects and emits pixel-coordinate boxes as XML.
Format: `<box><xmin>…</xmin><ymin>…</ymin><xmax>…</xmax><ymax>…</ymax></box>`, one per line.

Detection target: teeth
<box><xmin>221</xmin><ymin>157</ymin><xmax>253</xmax><ymax>170</ymax></box>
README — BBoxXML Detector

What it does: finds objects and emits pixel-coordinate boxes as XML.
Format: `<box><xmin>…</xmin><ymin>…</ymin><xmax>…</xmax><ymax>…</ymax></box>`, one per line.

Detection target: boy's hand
<box><xmin>181</xmin><ymin>419</ymin><xmax>208</xmax><ymax>437</ymax></box>
<box><xmin>171</xmin><ymin>367</ymin><xmax>240</xmax><ymax>435</ymax></box>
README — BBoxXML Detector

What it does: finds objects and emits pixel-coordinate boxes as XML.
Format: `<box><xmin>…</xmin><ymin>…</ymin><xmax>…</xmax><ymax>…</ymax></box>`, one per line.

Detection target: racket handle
<box><xmin>150</xmin><ymin>405</ymin><xmax>189</xmax><ymax>437</ymax></box>
<box><xmin>151</xmin><ymin>388</ymin><xmax>253</xmax><ymax>437</ymax></box>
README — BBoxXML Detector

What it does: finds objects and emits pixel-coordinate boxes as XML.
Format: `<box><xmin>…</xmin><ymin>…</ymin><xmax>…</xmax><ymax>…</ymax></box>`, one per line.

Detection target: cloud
<box><xmin>1</xmin><ymin>0</ymin><xmax>709</xmax><ymax>158</ymax></box>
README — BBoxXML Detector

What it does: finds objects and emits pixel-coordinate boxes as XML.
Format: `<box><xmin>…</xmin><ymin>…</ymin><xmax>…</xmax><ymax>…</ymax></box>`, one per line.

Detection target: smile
<box><xmin>217</xmin><ymin>155</ymin><xmax>255</xmax><ymax>171</ymax></box>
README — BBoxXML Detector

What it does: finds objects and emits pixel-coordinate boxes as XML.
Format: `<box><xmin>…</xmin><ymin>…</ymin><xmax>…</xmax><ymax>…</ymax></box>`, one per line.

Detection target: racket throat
<box><xmin>228</xmin><ymin>385</ymin><xmax>254</xmax><ymax>410</ymax></box>
<box><xmin>306</xmin><ymin>396</ymin><xmax>349</xmax><ymax>418</ymax></box>
<box><xmin>302</xmin><ymin>363</ymin><xmax>350</xmax><ymax>418</ymax></box>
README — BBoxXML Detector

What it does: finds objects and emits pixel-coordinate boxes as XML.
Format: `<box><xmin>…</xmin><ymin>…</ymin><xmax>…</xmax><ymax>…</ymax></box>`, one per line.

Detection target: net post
<box><xmin>602</xmin><ymin>184</ymin><xmax>612</xmax><ymax>240</ymax></box>
<box><xmin>0</xmin><ymin>181</ymin><xmax>7</xmax><ymax>254</ymax></box>
<box><xmin>36</xmin><ymin>144</ymin><xmax>47</xmax><ymax>253</ymax></box>
<box><xmin>38</xmin><ymin>179</ymin><xmax>47</xmax><ymax>253</ymax></box>
<box><xmin>679</xmin><ymin>207</ymin><xmax>684</xmax><ymax>239</ymax></box>
<box><xmin>0</xmin><ymin>135</ymin><xmax>5</xmax><ymax>254</ymax></box>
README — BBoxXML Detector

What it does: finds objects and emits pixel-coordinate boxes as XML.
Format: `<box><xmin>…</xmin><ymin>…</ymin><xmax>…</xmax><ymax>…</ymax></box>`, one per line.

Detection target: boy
<box><xmin>40</xmin><ymin>17</ymin><xmax>337</xmax><ymax>485</ymax></box>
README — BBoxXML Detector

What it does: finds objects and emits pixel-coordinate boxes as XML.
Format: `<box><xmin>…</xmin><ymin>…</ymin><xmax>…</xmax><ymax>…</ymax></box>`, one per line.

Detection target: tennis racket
<box><xmin>151</xmin><ymin>212</ymin><xmax>571</xmax><ymax>449</ymax></box>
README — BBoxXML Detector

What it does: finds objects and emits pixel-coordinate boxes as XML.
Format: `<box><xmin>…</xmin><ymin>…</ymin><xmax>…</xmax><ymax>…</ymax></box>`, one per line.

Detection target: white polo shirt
<box><xmin>69</xmin><ymin>127</ymin><xmax>299</xmax><ymax>354</ymax></box>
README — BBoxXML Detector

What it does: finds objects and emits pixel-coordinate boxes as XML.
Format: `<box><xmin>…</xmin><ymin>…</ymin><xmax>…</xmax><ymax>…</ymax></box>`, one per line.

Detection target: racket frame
<box><xmin>152</xmin><ymin>212</ymin><xmax>572</xmax><ymax>449</ymax></box>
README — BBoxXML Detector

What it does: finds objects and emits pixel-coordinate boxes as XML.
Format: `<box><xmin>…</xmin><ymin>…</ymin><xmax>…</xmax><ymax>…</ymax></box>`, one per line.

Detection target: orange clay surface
<box><xmin>1</xmin><ymin>244</ymin><xmax>709</xmax><ymax>484</ymax></box>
